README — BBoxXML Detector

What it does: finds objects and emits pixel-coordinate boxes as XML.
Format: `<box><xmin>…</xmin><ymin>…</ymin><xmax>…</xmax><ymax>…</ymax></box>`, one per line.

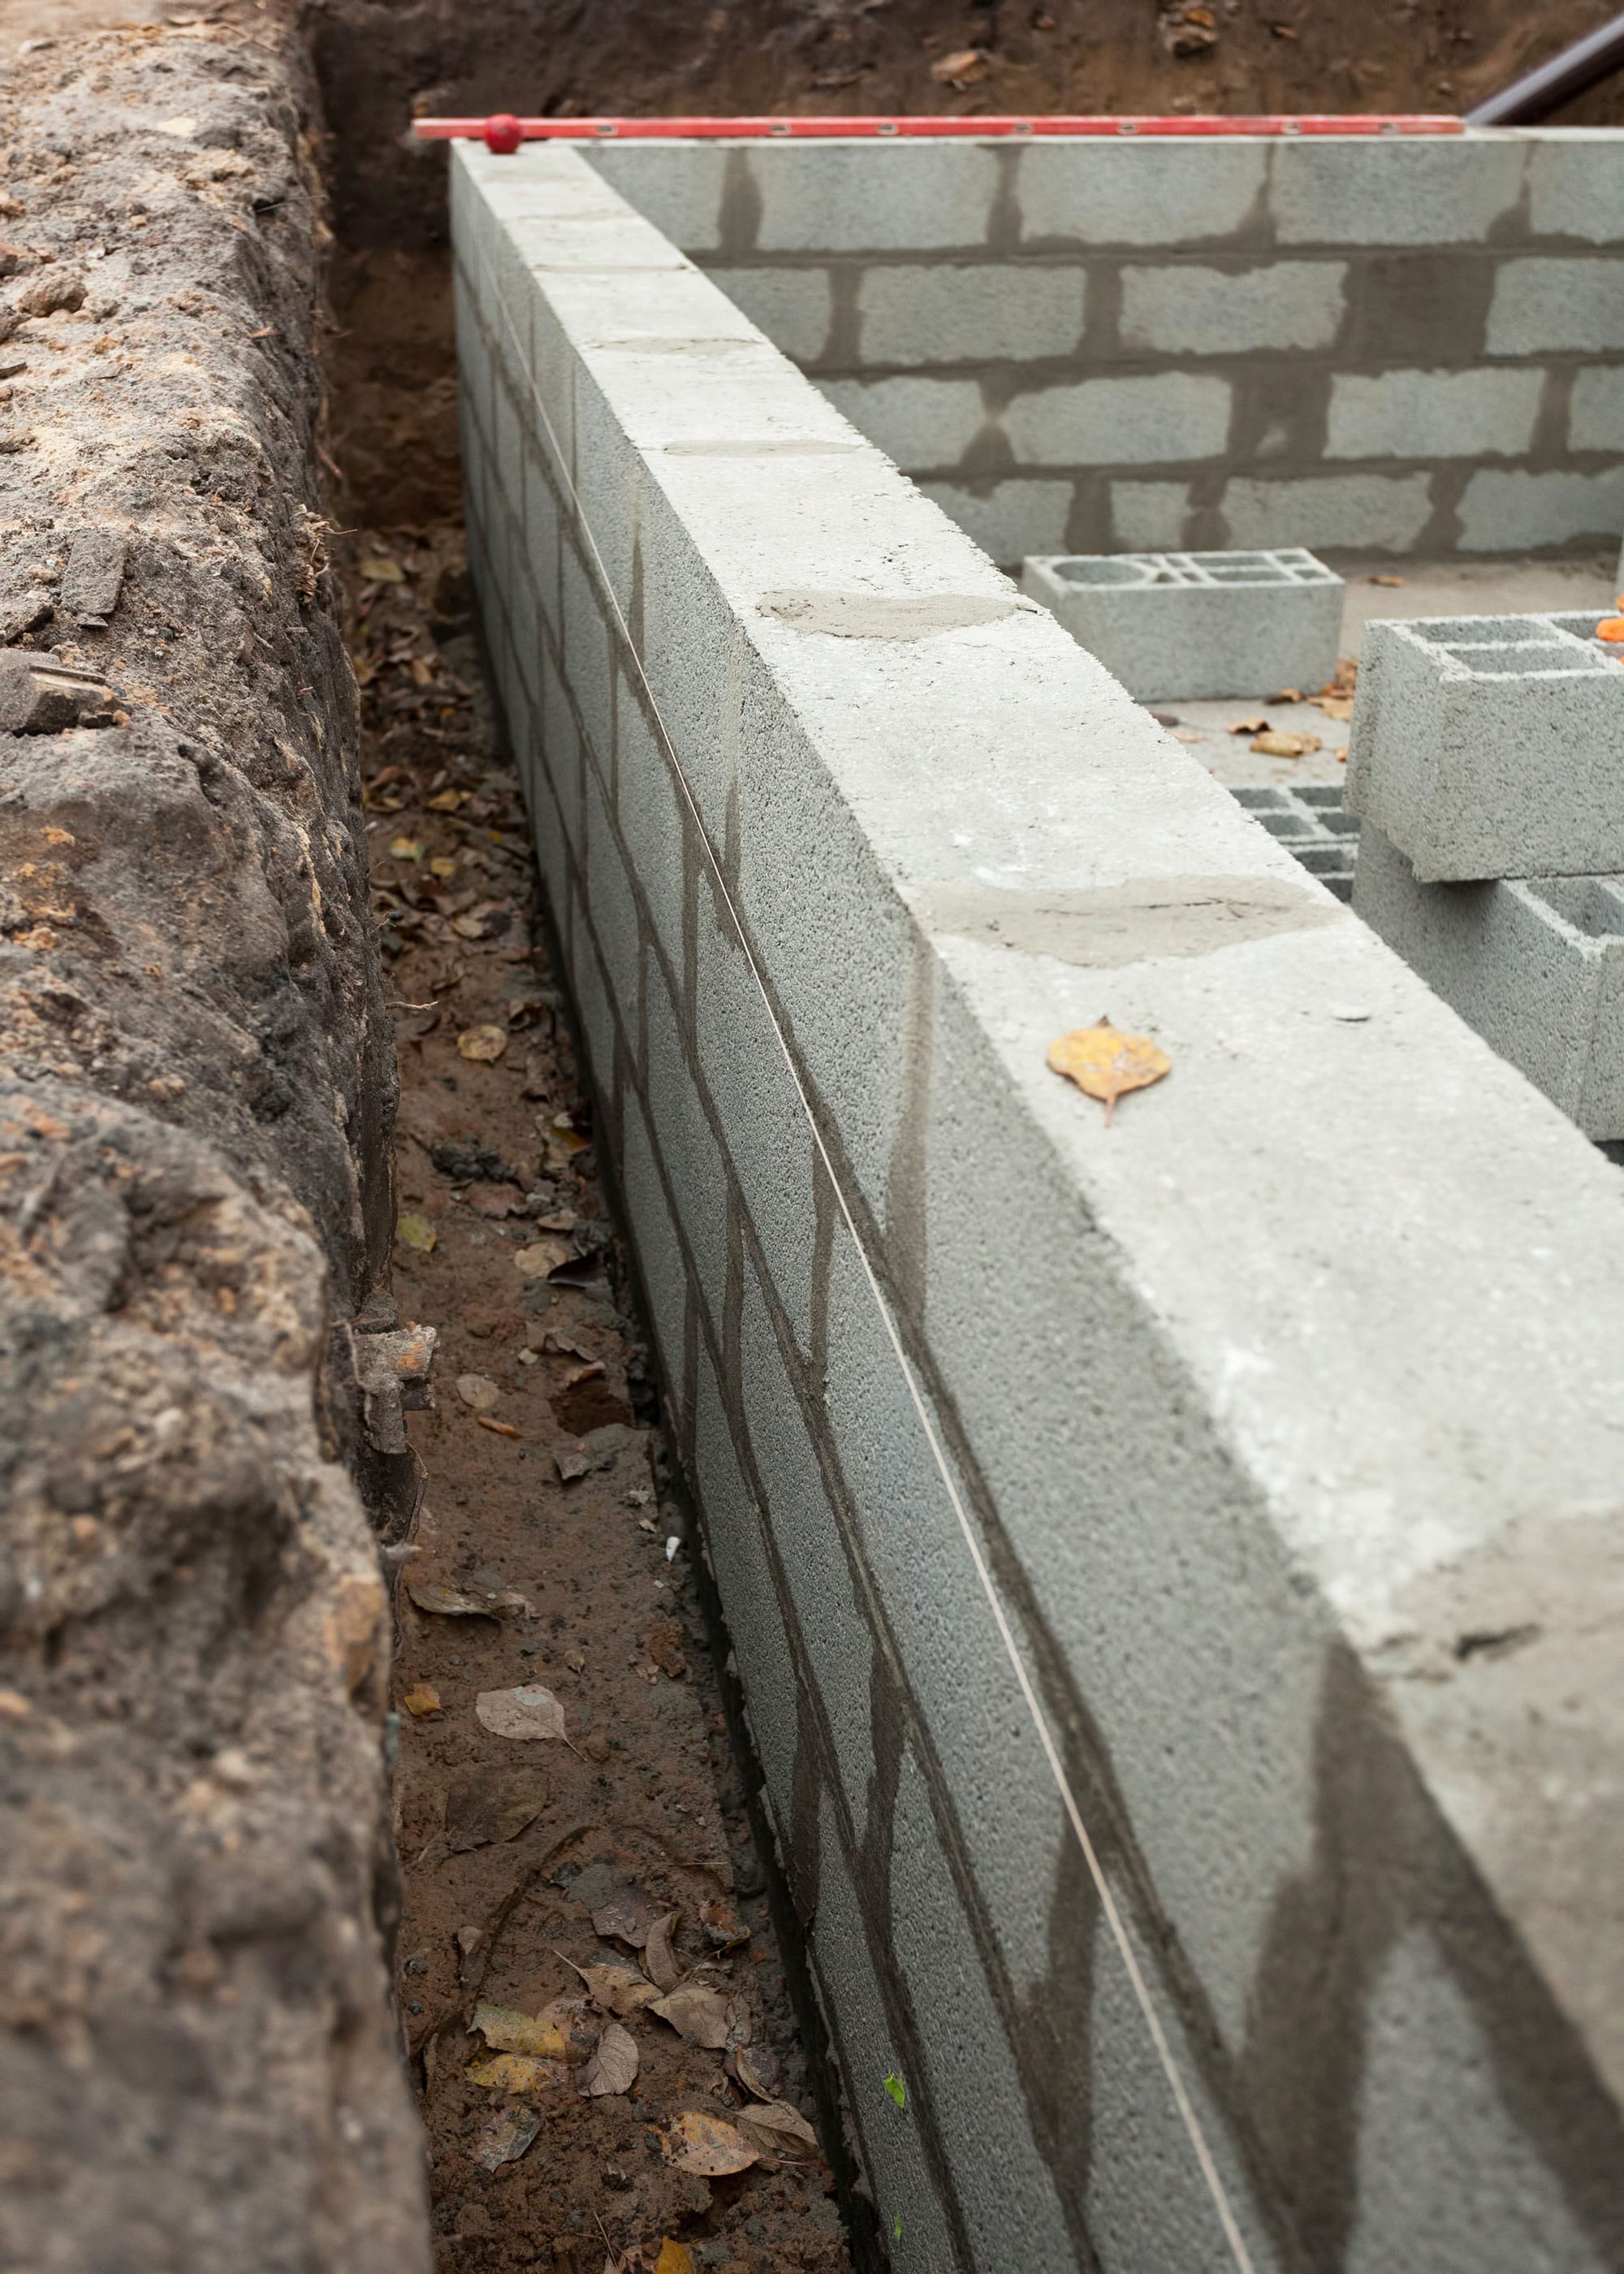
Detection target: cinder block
<box><xmin>618</xmin><ymin>1092</ymin><xmax>689</xmax><ymax>1426</ymax></box>
<box><xmin>584</xmin><ymin>143</ymin><xmax>732</xmax><ymax>254</ymax></box>
<box><xmin>918</xmin><ymin>477</ymin><xmax>1074</xmax><ymax>567</ymax></box>
<box><xmin>1015</xmin><ymin>139</ymin><xmax>1266</xmax><ymax>248</ymax></box>
<box><xmin>1119</xmin><ymin>261</ymin><xmax>1346</xmax><ymax>355</ymax></box>
<box><xmin>749</xmin><ymin>143</ymin><xmax>1001</xmax><ymax>253</ymax></box>
<box><xmin>1527</xmin><ymin>132</ymin><xmax>1624</xmax><ymax>248</ymax></box>
<box><xmin>1270</xmin><ymin>136</ymin><xmax>1527</xmax><ymax>248</ymax></box>
<box><xmin>1229</xmin><ymin>783</ymin><xmax>1361</xmax><ymax>901</ymax></box>
<box><xmin>1109</xmin><ymin>478</ymin><xmax>1194</xmax><ymax>551</ymax></box>
<box><xmin>1353</xmin><ymin>823</ymin><xmax>1624</xmax><ymax>1139</ymax></box>
<box><xmin>814</xmin><ymin>374</ymin><xmax>987</xmax><ymax>468</ymax></box>
<box><xmin>1457</xmin><ymin>466</ymin><xmax>1624</xmax><ymax>552</ymax></box>
<box><xmin>644</xmin><ymin>958</ymin><xmax>729</xmax><ymax>1302</ymax></box>
<box><xmin>1022</xmin><ymin>547</ymin><xmax>1342</xmax><ymax>703</ymax></box>
<box><xmin>1487</xmin><ymin>258</ymin><xmax>1624</xmax><ymax>355</ymax></box>
<box><xmin>1325</xmin><ymin>367</ymin><xmax>1544</xmax><ymax>461</ymax></box>
<box><xmin>857</xmin><ymin>262</ymin><xmax>1086</xmax><ymax>367</ymax></box>
<box><xmin>1345</xmin><ymin>611</ymin><xmax>1624</xmax><ymax>880</ymax></box>
<box><xmin>1003</xmin><ymin>372</ymin><xmax>1231</xmax><ymax>467</ymax></box>
<box><xmin>1219</xmin><ymin>470</ymin><xmax>1433</xmax><ymax>551</ymax></box>
<box><xmin>1570</xmin><ymin>366</ymin><xmax>1624</xmax><ymax>454</ymax></box>
<box><xmin>706</xmin><ymin>264</ymin><xmax>832</xmax><ymax>364</ymax></box>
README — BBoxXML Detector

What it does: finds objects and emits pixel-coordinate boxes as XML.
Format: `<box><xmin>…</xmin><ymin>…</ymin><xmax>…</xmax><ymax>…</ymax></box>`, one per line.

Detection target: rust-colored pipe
<box><xmin>1467</xmin><ymin>11</ymin><xmax>1624</xmax><ymax>124</ymax></box>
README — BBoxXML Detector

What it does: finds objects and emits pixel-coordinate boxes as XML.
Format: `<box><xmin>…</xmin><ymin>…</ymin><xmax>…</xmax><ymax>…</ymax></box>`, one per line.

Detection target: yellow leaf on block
<box><xmin>395</xmin><ymin>1213</ymin><xmax>436</xmax><ymax>1253</ymax></box>
<box><xmin>457</xmin><ymin>1024</ymin><xmax>508</xmax><ymax>1062</ymax></box>
<box><xmin>1047</xmin><ymin>1018</ymin><xmax>1171</xmax><ymax>1127</ymax></box>
<box><xmin>661</xmin><ymin>2110</ymin><xmax>759</xmax><ymax>2177</ymax></box>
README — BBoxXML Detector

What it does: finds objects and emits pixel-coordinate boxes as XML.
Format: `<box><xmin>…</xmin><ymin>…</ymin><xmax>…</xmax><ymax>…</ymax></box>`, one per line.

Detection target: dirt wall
<box><xmin>0</xmin><ymin>24</ymin><xmax>429</xmax><ymax>2272</ymax></box>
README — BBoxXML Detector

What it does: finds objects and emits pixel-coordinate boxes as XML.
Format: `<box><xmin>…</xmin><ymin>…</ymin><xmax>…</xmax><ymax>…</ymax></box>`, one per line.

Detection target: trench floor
<box><xmin>354</xmin><ymin>523</ymin><xmax>853</xmax><ymax>2274</ymax></box>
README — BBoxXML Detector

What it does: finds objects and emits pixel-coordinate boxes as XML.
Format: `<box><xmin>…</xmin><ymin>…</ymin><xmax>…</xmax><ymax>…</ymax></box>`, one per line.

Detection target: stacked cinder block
<box><xmin>456</xmin><ymin>138</ymin><xmax>1624</xmax><ymax>2274</ymax></box>
<box><xmin>585</xmin><ymin>129</ymin><xmax>1624</xmax><ymax>564</ymax></box>
<box><xmin>1347</xmin><ymin>610</ymin><xmax>1624</xmax><ymax>1139</ymax></box>
<box><xmin>1021</xmin><ymin>547</ymin><xmax>1342</xmax><ymax>700</ymax></box>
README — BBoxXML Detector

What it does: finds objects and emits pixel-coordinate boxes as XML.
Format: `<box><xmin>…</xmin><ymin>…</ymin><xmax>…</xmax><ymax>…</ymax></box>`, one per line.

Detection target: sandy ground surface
<box><xmin>350</xmin><ymin>524</ymin><xmax>855</xmax><ymax>2274</ymax></box>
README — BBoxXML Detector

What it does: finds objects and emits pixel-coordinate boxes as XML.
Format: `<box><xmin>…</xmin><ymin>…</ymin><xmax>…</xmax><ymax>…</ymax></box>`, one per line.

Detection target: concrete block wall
<box><xmin>586</xmin><ymin>131</ymin><xmax>1624</xmax><ymax>564</ymax></box>
<box><xmin>454</xmin><ymin>140</ymin><xmax>1624</xmax><ymax>2274</ymax></box>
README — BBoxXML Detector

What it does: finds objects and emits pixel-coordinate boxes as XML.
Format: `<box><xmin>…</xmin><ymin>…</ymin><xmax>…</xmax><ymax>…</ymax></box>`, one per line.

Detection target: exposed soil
<box><xmin>350</xmin><ymin>525</ymin><xmax>855</xmax><ymax>2274</ymax></box>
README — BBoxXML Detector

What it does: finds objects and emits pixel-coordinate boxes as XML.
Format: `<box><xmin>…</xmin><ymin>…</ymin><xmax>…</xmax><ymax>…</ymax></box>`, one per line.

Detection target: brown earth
<box><xmin>349</xmin><ymin>525</ymin><xmax>856</xmax><ymax>2274</ymax></box>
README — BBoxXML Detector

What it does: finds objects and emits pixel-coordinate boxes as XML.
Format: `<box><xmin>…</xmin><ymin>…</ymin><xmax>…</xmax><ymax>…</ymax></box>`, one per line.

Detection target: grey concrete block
<box><xmin>1457</xmin><ymin>467</ymin><xmax>1624</xmax><ymax>552</ymax></box>
<box><xmin>1003</xmin><ymin>372</ymin><xmax>1231</xmax><ymax>467</ymax></box>
<box><xmin>583</xmin><ymin>143</ymin><xmax>732</xmax><ymax>255</ymax></box>
<box><xmin>1325</xmin><ymin>367</ymin><xmax>1544</xmax><ymax>461</ymax></box>
<box><xmin>857</xmin><ymin>262</ymin><xmax>1086</xmax><ymax>367</ymax></box>
<box><xmin>644</xmin><ymin>957</ymin><xmax>729</xmax><ymax>1300</ymax></box>
<box><xmin>1487</xmin><ymin>258</ymin><xmax>1624</xmax><ymax>355</ymax></box>
<box><xmin>1354</xmin><ymin>822</ymin><xmax>1624</xmax><ymax>1139</ymax></box>
<box><xmin>1016</xmin><ymin>139</ymin><xmax>1267</xmax><ymax>248</ymax></box>
<box><xmin>1119</xmin><ymin>260</ymin><xmax>1346</xmax><ymax>355</ymax></box>
<box><xmin>1527</xmin><ymin>132</ymin><xmax>1624</xmax><ymax>247</ymax></box>
<box><xmin>1270</xmin><ymin>136</ymin><xmax>1527</xmax><ymax>248</ymax></box>
<box><xmin>918</xmin><ymin>477</ymin><xmax>1074</xmax><ymax>566</ymax></box>
<box><xmin>749</xmin><ymin>143</ymin><xmax>1001</xmax><ymax>253</ymax></box>
<box><xmin>814</xmin><ymin>374</ymin><xmax>987</xmax><ymax>467</ymax></box>
<box><xmin>1229</xmin><ymin>783</ymin><xmax>1361</xmax><ymax>901</ymax></box>
<box><xmin>709</xmin><ymin>265</ymin><xmax>833</xmax><ymax>365</ymax></box>
<box><xmin>1570</xmin><ymin>365</ymin><xmax>1624</xmax><ymax>454</ymax></box>
<box><xmin>619</xmin><ymin>1091</ymin><xmax>689</xmax><ymax>1425</ymax></box>
<box><xmin>1220</xmin><ymin>470</ymin><xmax>1434</xmax><ymax>551</ymax></box>
<box><xmin>1345</xmin><ymin>611</ymin><xmax>1624</xmax><ymax>880</ymax></box>
<box><xmin>1023</xmin><ymin>547</ymin><xmax>1342</xmax><ymax>703</ymax></box>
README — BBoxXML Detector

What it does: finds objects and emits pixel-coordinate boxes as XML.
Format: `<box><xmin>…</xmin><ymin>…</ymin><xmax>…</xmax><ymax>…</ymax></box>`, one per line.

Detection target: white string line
<box><xmin>475</xmin><ymin>228</ymin><xmax>1259</xmax><ymax>2274</ymax></box>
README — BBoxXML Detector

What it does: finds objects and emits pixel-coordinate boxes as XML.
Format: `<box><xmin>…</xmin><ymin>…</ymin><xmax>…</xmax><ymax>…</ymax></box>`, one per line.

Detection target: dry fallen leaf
<box><xmin>473</xmin><ymin>2105</ymin><xmax>540</xmax><ymax>2171</ymax></box>
<box><xmin>473</xmin><ymin>2003</ymin><xmax>572</xmax><ymax>2060</ymax></box>
<box><xmin>476</xmin><ymin>1684</ymin><xmax>570</xmax><ymax>1743</ymax></box>
<box><xmin>515</xmin><ymin>1236</ymin><xmax>572</xmax><ymax>1279</ymax></box>
<box><xmin>650</xmin><ymin>1982</ymin><xmax>731</xmax><ymax>2049</ymax></box>
<box><xmin>401</xmin><ymin>1684</ymin><xmax>442</xmax><ymax>1717</ymax></box>
<box><xmin>406</xmin><ymin>1580</ymin><xmax>528</xmax><ymax>1621</ymax></box>
<box><xmin>654</xmin><ymin>2244</ymin><xmax>693</xmax><ymax>2274</ymax></box>
<box><xmin>428</xmin><ymin>787</ymin><xmax>467</xmax><ymax>811</ymax></box>
<box><xmin>430</xmin><ymin>854</ymin><xmax>458</xmax><ymax>878</ymax></box>
<box><xmin>930</xmin><ymin>44</ymin><xmax>988</xmax><ymax>83</ymax></box>
<box><xmin>1272</xmin><ymin>686</ymin><xmax>1304</xmax><ymax>703</ymax></box>
<box><xmin>358</xmin><ymin>555</ymin><xmax>404</xmax><ymax>582</ymax></box>
<box><xmin>1250</xmin><ymin>728</ymin><xmax>1321</xmax><ymax>758</ymax></box>
<box><xmin>1309</xmin><ymin>694</ymin><xmax>1355</xmax><ymax>721</ymax></box>
<box><xmin>456</xmin><ymin>1373</ymin><xmax>500</xmax><ymax>1412</ymax></box>
<box><xmin>732</xmin><ymin>2043</ymin><xmax>783</xmax><ymax>2102</ymax></box>
<box><xmin>591</xmin><ymin>1881</ymin><xmax>668</xmax><ymax>1951</ymax></box>
<box><xmin>661</xmin><ymin>2110</ymin><xmax>759</xmax><ymax>2177</ymax></box>
<box><xmin>1227</xmin><ymin>715</ymin><xmax>1270</xmax><ymax>735</ymax></box>
<box><xmin>458</xmin><ymin>1023</ymin><xmax>508</xmax><ymax>1062</ymax></box>
<box><xmin>735</xmin><ymin>2099</ymin><xmax>819</xmax><ymax>2160</ymax></box>
<box><xmin>1047</xmin><ymin>1017</ymin><xmax>1172</xmax><ymax>1127</ymax></box>
<box><xmin>446</xmin><ymin>1775</ymin><xmax>546</xmax><ymax>1852</ymax></box>
<box><xmin>466</xmin><ymin>2052</ymin><xmax>572</xmax><ymax>2092</ymax></box>
<box><xmin>1367</xmin><ymin>572</ymin><xmax>1406</xmax><ymax>586</ymax></box>
<box><xmin>477</xmin><ymin>1414</ymin><xmax>520</xmax><ymax>1438</ymax></box>
<box><xmin>642</xmin><ymin>1911</ymin><xmax>682</xmax><ymax>1993</ymax></box>
<box><xmin>390</xmin><ymin>836</ymin><xmax>425</xmax><ymax>862</ymax></box>
<box><xmin>395</xmin><ymin>1213</ymin><xmax>436</xmax><ymax>1253</ymax></box>
<box><xmin>557</xmin><ymin>1952</ymin><xmax>665</xmax><ymax>2017</ymax></box>
<box><xmin>581</xmin><ymin>2020</ymin><xmax>640</xmax><ymax>2097</ymax></box>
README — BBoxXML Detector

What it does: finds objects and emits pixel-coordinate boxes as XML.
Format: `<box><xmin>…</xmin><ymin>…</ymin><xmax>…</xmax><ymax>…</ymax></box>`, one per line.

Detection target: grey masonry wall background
<box><xmin>584</xmin><ymin>130</ymin><xmax>1624</xmax><ymax>566</ymax></box>
<box><xmin>452</xmin><ymin>136</ymin><xmax>1624</xmax><ymax>2274</ymax></box>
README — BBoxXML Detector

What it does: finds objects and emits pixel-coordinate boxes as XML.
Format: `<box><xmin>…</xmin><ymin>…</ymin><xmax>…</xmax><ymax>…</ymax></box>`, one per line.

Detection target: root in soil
<box><xmin>354</xmin><ymin>524</ymin><xmax>854</xmax><ymax>2274</ymax></box>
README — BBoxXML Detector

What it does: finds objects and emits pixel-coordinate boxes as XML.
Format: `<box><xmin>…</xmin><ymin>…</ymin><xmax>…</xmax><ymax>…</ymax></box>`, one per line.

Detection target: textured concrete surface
<box><xmin>1354</xmin><ymin>825</ymin><xmax>1624</xmax><ymax>1139</ymax></box>
<box><xmin>1023</xmin><ymin>547</ymin><xmax>1342</xmax><ymax>703</ymax></box>
<box><xmin>1345</xmin><ymin>610</ymin><xmax>1624</xmax><ymax>880</ymax></box>
<box><xmin>589</xmin><ymin>128</ymin><xmax>1624</xmax><ymax>567</ymax></box>
<box><xmin>459</xmin><ymin>136</ymin><xmax>1624</xmax><ymax>2274</ymax></box>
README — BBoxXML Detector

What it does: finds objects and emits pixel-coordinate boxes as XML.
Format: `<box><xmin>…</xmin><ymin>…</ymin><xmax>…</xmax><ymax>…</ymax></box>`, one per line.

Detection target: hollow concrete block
<box><xmin>1353</xmin><ymin>823</ymin><xmax>1624</xmax><ymax>1141</ymax></box>
<box><xmin>1021</xmin><ymin>547</ymin><xmax>1343</xmax><ymax>702</ymax></box>
<box><xmin>1344</xmin><ymin>611</ymin><xmax>1624</xmax><ymax>880</ymax></box>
